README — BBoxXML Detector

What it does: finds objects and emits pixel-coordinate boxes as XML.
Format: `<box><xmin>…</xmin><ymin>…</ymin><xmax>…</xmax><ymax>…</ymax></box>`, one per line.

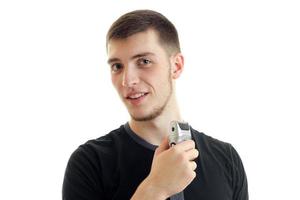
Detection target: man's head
<box><xmin>106</xmin><ymin>9</ymin><xmax>181</xmax><ymax>56</ymax></box>
<box><xmin>106</xmin><ymin>10</ymin><xmax>184</xmax><ymax>122</ymax></box>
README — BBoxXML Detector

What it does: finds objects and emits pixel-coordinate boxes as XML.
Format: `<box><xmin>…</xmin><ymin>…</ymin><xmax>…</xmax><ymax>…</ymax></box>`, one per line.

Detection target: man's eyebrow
<box><xmin>131</xmin><ymin>52</ymin><xmax>155</xmax><ymax>60</ymax></box>
<box><xmin>107</xmin><ymin>52</ymin><xmax>155</xmax><ymax>64</ymax></box>
<box><xmin>107</xmin><ymin>58</ymin><xmax>120</xmax><ymax>64</ymax></box>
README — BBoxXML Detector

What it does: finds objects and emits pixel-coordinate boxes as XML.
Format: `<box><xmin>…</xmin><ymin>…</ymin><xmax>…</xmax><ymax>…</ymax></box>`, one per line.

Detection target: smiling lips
<box><xmin>127</xmin><ymin>92</ymin><xmax>147</xmax><ymax>99</ymax></box>
<box><xmin>125</xmin><ymin>92</ymin><xmax>149</xmax><ymax>105</ymax></box>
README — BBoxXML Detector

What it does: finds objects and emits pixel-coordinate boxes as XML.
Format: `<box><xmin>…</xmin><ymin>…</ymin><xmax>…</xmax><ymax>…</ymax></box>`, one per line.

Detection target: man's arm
<box><xmin>62</xmin><ymin>147</ymin><xmax>104</xmax><ymax>200</ymax></box>
<box><xmin>230</xmin><ymin>145</ymin><xmax>249</xmax><ymax>200</ymax></box>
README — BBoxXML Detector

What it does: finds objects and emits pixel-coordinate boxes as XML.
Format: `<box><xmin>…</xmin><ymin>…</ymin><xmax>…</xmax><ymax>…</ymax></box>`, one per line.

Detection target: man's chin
<box><xmin>130</xmin><ymin>107</ymin><xmax>164</xmax><ymax>122</ymax></box>
<box><xmin>131</xmin><ymin>114</ymin><xmax>154</xmax><ymax>122</ymax></box>
<box><xmin>129</xmin><ymin>112</ymin><xmax>151</xmax><ymax>121</ymax></box>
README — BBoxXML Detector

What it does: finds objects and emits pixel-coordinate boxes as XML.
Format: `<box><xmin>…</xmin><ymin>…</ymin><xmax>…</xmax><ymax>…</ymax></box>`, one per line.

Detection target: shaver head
<box><xmin>168</xmin><ymin>121</ymin><xmax>191</xmax><ymax>146</ymax></box>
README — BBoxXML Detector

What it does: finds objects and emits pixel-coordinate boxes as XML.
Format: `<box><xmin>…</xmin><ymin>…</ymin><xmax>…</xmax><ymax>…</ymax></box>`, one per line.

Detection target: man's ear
<box><xmin>171</xmin><ymin>53</ymin><xmax>184</xmax><ymax>79</ymax></box>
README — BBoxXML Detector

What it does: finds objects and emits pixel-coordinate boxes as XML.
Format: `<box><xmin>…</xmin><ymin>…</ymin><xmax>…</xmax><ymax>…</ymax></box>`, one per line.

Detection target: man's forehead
<box><xmin>107</xmin><ymin>30</ymin><xmax>165</xmax><ymax>61</ymax></box>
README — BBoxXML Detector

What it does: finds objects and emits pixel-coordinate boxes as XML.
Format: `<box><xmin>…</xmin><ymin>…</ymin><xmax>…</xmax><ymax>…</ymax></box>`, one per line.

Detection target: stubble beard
<box><xmin>130</xmin><ymin>69</ymin><xmax>173</xmax><ymax>122</ymax></box>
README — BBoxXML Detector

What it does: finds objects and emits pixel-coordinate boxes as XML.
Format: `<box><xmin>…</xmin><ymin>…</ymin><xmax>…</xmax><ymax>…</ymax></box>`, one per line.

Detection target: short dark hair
<box><xmin>106</xmin><ymin>9</ymin><xmax>181</xmax><ymax>55</ymax></box>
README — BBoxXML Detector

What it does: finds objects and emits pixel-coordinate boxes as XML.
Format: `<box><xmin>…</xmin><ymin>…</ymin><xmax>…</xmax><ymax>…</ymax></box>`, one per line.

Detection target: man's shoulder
<box><xmin>191</xmin><ymin>127</ymin><xmax>231</xmax><ymax>149</ymax></box>
<box><xmin>68</xmin><ymin>125</ymin><xmax>126</xmax><ymax>163</ymax></box>
<box><xmin>191</xmin><ymin>127</ymin><xmax>234</xmax><ymax>163</ymax></box>
<box><xmin>191</xmin><ymin>127</ymin><xmax>245</xmax><ymax>173</ymax></box>
<box><xmin>80</xmin><ymin>125</ymin><xmax>126</xmax><ymax>153</ymax></box>
<box><xmin>63</xmin><ymin>126</ymin><xmax>128</xmax><ymax>198</ymax></box>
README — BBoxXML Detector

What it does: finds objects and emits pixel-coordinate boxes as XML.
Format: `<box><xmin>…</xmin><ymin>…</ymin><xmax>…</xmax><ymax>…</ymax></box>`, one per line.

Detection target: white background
<box><xmin>0</xmin><ymin>0</ymin><xmax>299</xmax><ymax>199</ymax></box>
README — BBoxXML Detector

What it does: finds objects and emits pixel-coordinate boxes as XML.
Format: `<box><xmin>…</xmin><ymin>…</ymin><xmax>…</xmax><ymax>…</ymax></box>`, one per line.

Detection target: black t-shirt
<box><xmin>62</xmin><ymin>123</ymin><xmax>248</xmax><ymax>200</ymax></box>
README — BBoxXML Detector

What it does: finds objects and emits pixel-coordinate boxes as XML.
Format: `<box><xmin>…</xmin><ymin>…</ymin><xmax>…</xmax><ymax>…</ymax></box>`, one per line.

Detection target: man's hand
<box><xmin>131</xmin><ymin>137</ymin><xmax>199</xmax><ymax>200</ymax></box>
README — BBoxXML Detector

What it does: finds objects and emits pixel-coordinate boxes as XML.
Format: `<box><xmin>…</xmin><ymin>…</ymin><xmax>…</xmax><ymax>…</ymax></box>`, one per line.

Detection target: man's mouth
<box><xmin>125</xmin><ymin>92</ymin><xmax>149</xmax><ymax>105</ymax></box>
<box><xmin>127</xmin><ymin>92</ymin><xmax>148</xmax><ymax>99</ymax></box>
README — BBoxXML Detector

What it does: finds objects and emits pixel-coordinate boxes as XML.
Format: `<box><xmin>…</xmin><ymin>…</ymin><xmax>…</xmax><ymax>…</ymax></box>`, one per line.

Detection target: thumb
<box><xmin>154</xmin><ymin>137</ymin><xmax>169</xmax><ymax>156</ymax></box>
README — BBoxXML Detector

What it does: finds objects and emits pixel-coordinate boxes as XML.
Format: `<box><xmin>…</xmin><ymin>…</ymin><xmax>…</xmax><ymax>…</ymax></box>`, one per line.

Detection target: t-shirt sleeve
<box><xmin>229</xmin><ymin>144</ymin><xmax>249</xmax><ymax>200</ymax></box>
<box><xmin>62</xmin><ymin>146</ymin><xmax>105</xmax><ymax>200</ymax></box>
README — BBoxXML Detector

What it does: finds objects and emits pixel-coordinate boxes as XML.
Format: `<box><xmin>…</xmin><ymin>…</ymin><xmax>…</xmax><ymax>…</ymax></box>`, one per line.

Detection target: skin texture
<box><xmin>107</xmin><ymin>29</ymin><xmax>199</xmax><ymax>199</ymax></box>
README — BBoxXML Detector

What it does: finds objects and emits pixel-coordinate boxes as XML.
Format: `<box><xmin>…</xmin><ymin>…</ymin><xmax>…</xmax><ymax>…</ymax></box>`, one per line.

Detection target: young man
<box><xmin>63</xmin><ymin>10</ymin><xmax>248</xmax><ymax>200</ymax></box>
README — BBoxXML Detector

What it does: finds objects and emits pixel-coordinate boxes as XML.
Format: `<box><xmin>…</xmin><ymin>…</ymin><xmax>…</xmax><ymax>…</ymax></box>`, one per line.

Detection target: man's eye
<box><xmin>111</xmin><ymin>63</ymin><xmax>123</xmax><ymax>72</ymax></box>
<box><xmin>138</xmin><ymin>58</ymin><xmax>152</xmax><ymax>66</ymax></box>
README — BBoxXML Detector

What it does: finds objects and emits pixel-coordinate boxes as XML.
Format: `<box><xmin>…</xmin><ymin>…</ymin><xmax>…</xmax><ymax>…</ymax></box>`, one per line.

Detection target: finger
<box><xmin>174</xmin><ymin>139</ymin><xmax>195</xmax><ymax>152</ymax></box>
<box><xmin>186</xmin><ymin>149</ymin><xmax>199</xmax><ymax>161</ymax></box>
<box><xmin>189</xmin><ymin>161</ymin><xmax>197</xmax><ymax>171</ymax></box>
<box><xmin>154</xmin><ymin>137</ymin><xmax>169</xmax><ymax>156</ymax></box>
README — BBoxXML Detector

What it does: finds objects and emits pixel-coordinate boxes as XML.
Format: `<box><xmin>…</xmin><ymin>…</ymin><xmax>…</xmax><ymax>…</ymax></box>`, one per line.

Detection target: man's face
<box><xmin>107</xmin><ymin>30</ymin><xmax>174</xmax><ymax>121</ymax></box>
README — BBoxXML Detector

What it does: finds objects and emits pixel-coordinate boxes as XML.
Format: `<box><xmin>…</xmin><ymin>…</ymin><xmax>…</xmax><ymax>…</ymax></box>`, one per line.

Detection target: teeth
<box><xmin>129</xmin><ymin>93</ymin><xmax>145</xmax><ymax>99</ymax></box>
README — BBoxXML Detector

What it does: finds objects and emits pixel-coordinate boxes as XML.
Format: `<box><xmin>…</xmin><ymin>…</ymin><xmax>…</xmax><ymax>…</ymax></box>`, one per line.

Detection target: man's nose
<box><xmin>122</xmin><ymin>66</ymin><xmax>139</xmax><ymax>87</ymax></box>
